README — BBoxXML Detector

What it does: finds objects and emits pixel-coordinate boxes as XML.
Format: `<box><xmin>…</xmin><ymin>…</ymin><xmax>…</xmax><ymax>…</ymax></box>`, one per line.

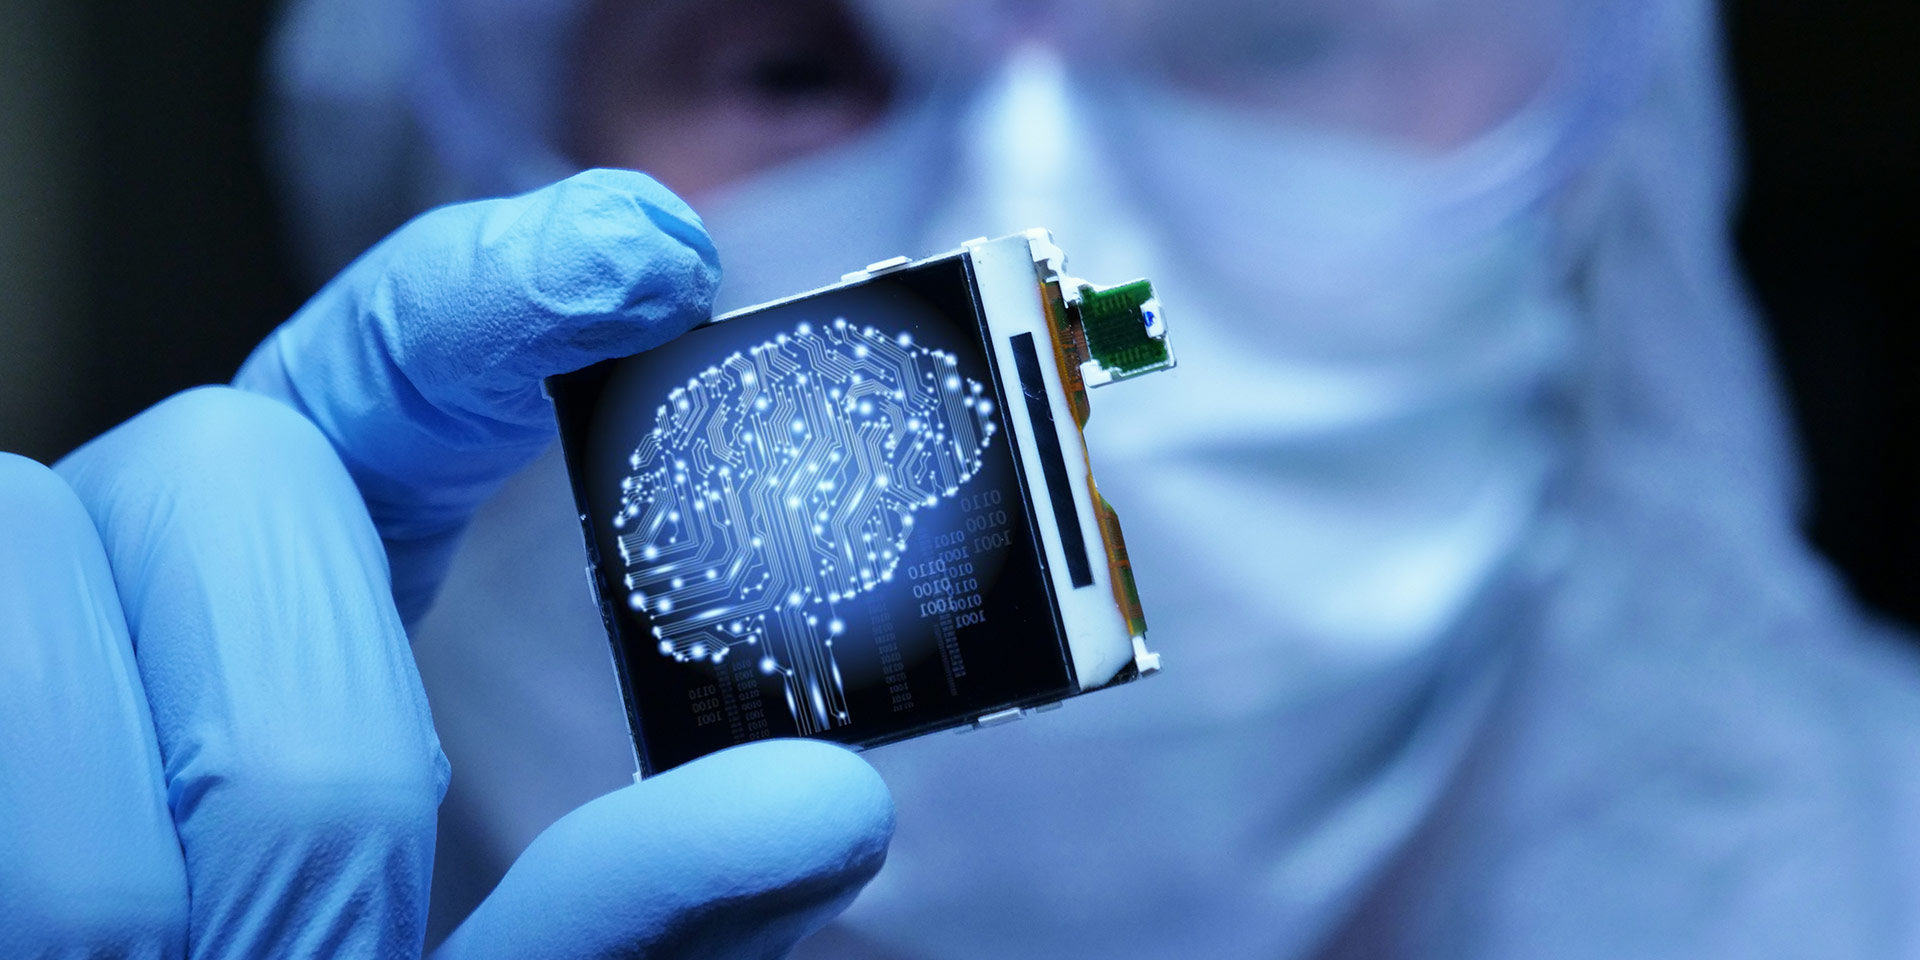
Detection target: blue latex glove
<box><xmin>1</xmin><ymin>169</ymin><xmax>894</xmax><ymax>958</ymax></box>
<box><xmin>234</xmin><ymin>167</ymin><xmax>722</xmax><ymax>624</ymax></box>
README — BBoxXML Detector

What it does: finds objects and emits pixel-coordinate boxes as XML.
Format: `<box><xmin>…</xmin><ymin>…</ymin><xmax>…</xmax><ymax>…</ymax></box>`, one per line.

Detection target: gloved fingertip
<box><xmin>568</xmin><ymin>167</ymin><xmax>721</xmax><ymax>281</ymax></box>
<box><xmin>381</xmin><ymin>168</ymin><xmax>724</xmax><ymax>418</ymax></box>
<box><xmin>685</xmin><ymin>738</ymin><xmax>897</xmax><ymax>879</ymax></box>
<box><xmin>530</xmin><ymin>168</ymin><xmax>722</xmax><ymax>339</ymax></box>
<box><xmin>434</xmin><ymin>740</ymin><xmax>893</xmax><ymax>960</ymax></box>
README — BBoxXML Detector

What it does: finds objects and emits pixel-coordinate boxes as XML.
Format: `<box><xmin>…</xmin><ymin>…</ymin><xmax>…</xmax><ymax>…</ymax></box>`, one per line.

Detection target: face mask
<box><xmin>788</xmin><ymin>53</ymin><xmax>1587</xmax><ymax>958</ymax></box>
<box><xmin>892</xmin><ymin>50</ymin><xmax>1581</xmax><ymax>729</ymax></box>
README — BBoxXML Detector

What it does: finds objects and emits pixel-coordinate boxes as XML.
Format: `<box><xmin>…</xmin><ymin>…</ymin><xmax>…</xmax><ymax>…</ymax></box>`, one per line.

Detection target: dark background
<box><xmin>3</xmin><ymin>1</ymin><xmax>1914</xmax><ymax>627</ymax></box>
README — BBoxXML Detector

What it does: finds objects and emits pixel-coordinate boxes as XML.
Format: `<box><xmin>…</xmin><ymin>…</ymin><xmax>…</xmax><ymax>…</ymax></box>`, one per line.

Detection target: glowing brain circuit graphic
<box><xmin>613</xmin><ymin>318</ymin><xmax>998</xmax><ymax>734</ymax></box>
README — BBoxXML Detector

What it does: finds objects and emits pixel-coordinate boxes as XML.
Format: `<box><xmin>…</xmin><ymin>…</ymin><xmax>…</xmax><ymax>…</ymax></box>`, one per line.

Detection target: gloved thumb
<box><xmin>431</xmin><ymin>740</ymin><xmax>894</xmax><ymax>960</ymax></box>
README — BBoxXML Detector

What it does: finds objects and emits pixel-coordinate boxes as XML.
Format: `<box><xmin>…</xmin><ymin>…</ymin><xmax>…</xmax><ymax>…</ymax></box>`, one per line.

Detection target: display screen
<box><xmin>551</xmin><ymin>256</ymin><xmax>1075</xmax><ymax>774</ymax></box>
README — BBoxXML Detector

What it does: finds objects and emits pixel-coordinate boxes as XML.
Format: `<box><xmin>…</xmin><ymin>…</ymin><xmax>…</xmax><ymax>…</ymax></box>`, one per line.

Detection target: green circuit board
<box><xmin>1074</xmin><ymin>279</ymin><xmax>1173</xmax><ymax>384</ymax></box>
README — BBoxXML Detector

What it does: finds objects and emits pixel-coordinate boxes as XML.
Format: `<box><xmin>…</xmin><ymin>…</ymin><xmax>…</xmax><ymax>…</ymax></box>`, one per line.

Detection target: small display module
<box><xmin>551</xmin><ymin>232</ymin><xmax>1170</xmax><ymax>775</ymax></box>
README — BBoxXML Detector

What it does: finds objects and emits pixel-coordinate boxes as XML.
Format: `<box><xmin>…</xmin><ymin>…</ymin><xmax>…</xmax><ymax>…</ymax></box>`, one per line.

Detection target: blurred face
<box><xmin>565</xmin><ymin>0</ymin><xmax>896</xmax><ymax>197</ymax></box>
<box><xmin>564</xmin><ymin>0</ymin><xmax>1568</xmax><ymax>198</ymax></box>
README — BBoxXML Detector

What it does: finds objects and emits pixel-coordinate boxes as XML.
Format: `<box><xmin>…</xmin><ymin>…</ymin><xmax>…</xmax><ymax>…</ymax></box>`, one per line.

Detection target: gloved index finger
<box><xmin>236</xmin><ymin>168</ymin><xmax>720</xmax><ymax>621</ymax></box>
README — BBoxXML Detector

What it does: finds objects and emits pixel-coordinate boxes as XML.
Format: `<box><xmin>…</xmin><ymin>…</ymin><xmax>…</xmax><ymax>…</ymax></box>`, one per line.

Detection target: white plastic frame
<box><xmin>962</xmin><ymin>231</ymin><xmax>1139</xmax><ymax>691</ymax></box>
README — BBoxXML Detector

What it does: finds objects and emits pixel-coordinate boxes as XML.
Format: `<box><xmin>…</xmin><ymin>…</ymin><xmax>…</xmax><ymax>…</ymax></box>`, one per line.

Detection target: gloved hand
<box><xmin>1</xmin><ymin>169</ymin><xmax>894</xmax><ymax>959</ymax></box>
<box><xmin>235</xmin><ymin>167</ymin><xmax>722</xmax><ymax>625</ymax></box>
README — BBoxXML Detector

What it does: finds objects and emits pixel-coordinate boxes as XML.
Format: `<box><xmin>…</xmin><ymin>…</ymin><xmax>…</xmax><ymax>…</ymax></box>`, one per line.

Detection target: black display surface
<box><xmin>551</xmin><ymin>256</ymin><xmax>1076</xmax><ymax>774</ymax></box>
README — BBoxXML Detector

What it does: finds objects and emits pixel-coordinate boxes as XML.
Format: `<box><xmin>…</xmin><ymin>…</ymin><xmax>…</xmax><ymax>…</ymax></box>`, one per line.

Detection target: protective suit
<box><xmin>267</xmin><ymin>0</ymin><xmax>1920</xmax><ymax>955</ymax></box>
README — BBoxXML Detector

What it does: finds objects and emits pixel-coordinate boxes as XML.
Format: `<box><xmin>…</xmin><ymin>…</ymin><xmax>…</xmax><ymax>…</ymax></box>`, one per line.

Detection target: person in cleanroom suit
<box><xmin>52</xmin><ymin>0</ymin><xmax>1896</xmax><ymax>955</ymax></box>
